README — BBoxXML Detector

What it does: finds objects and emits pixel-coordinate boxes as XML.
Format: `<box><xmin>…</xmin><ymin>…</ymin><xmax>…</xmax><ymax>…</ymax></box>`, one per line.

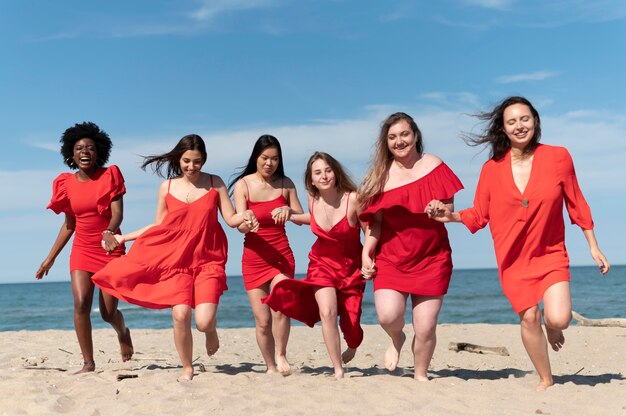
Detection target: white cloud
<box><xmin>496</xmin><ymin>70</ymin><xmax>560</xmax><ymax>84</ymax></box>
<box><xmin>189</xmin><ymin>0</ymin><xmax>277</xmax><ymax>21</ymax></box>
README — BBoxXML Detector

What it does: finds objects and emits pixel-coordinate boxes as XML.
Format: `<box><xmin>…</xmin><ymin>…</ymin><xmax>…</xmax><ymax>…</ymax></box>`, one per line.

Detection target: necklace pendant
<box><xmin>521</xmin><ymin>198</ymin><xmax>529</xmax><ymax>208</ymax></box>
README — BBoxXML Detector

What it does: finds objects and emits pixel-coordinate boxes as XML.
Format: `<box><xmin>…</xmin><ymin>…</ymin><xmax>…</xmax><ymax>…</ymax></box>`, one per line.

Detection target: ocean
<box><xmin>0</xmin><ymin>266</ymin><xmax>623</xmax><ymax>332</ymax></box>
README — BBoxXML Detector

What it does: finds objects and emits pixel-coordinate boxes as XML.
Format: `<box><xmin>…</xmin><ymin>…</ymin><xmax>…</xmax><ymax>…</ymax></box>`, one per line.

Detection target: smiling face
<box><xmin>73</xmin><ymin>138</ymin><xmax>98</xmax><ymax>172</ymax></box>
<box><xmin>310</xmin><ymin>158</ymin><xmax>336</xmax><ymax>191</ymax></box>
<box><xmin>502</xmin><ymin>103</ymin><xmax>536</xmax><ymax>151</ymax></box>
<box><xmin>255</xmin><ymin>146</ymin><xmax>280</xmax><ymax>180</ymax></box>
<box><xmin>179</xmin><ymin>149</ymin><xmax>204</xmax><ymax>180</ymax></box>
<box><xmin>387</xmin><ymin>119</ymin><xmax>418</xmax><ymax>160</ymax></box>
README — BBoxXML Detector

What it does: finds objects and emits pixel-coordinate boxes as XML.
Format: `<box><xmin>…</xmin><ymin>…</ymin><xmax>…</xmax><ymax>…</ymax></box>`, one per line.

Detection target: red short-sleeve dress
<box><xmin>359</xmin><ymin>162</ymin><xmax>463</xmax><ymax>295</ymax></box>
<box><xmin>47</xmin><ymin>165</ymin><xmax>126</xmax><ymax>273</ymax></box>
<box><xmin>241</xmin><ymin>181</ymin><xmax>295</xmax><ymax>290</ymax></box>
<box><xmin>263</xmin><ymin>193</ymin><xmax>366</xmax><ymax>349</ymax></box>
<box><xmin>459</xmin><ymin>144</ymin><xmax>594</xmax><ymax>312</ymax></box>
<box><xmin>92</xmin><ymin>177</ymin><xmax>228</xmax><ymax>309</ymax></box>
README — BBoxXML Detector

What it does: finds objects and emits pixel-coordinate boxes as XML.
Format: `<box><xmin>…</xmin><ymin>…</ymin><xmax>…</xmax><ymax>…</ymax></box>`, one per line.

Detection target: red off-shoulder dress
<box><xmin>459</xmin><ymin>144</ymin><xmax>594</xmax><ymax>312</ymax></box>
<box><xmin>47</xmin><ymin>165</ymin><xmax>126</xmax><ymax>273</ymax></box>
<box><xmin>359</xmin><ymin>162</ymin><xmax>463</xmax><ymax>295</ymax></box>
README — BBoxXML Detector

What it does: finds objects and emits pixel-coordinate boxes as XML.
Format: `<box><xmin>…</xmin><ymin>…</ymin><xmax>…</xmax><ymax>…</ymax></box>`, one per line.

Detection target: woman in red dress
<box><xmin>427</xmin><ymin>96</ymin><xmax>610</xmax><ymax>390</ymax></box>
<box><xmin>263</xmin><ymin>152</ymin><xmax>366</xmax><ymax>379</ymax></box>
<box><xmin>359</xmin><ymin>113</ymin><xmax>463</xmax><ymax>381</ymax></box>
<box><xmin>92</xmin><ymin>134</ymin><xmax>257</xmax><ymax>381</ymax></box>
<box><xmin>229</xmin><ymin>135</ymin><xmax>303</xmax><ymax>375</ymax></box>
<box><xmin>35</xmin><ymin>122</ymin><xmax>134</xmax><ymax>373</ymax></box>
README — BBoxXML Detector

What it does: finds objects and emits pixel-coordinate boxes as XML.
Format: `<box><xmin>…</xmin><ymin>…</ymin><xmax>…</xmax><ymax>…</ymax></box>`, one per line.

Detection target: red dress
<box><xmin>92</xmin><ymin>177</ymin><xmax>228</xmax><ymax>309</ymax></box>
<box><xmin>241</xmin><ymin>181</ymin><xmax>295</xmax><ymax>290</ymax></box>
<box><xmin>359</xmin><ymin>162</ymin><xmax>463</xmax><ymax>295</ymax></box>
<box><xmin>459</xmin><ymin>144</ymin><xmax>594</xmax><ymax>312</ymax></box>
<box><xmin>263</xmin><ymin>193</ymin><xmax>366</xmax><ymax>349</ymax></box>
<box><xmin>47</xmin><ymin>165</ymin><xmax>126</xmax><ymax>273</ymax></box>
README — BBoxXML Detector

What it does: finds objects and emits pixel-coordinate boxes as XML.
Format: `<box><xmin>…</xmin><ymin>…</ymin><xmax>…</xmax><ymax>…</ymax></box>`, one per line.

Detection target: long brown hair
<box><xmin>359</xmin><ymin>112</ymin><xmax>422</xmax><ymax>204</ymax></box>
<box><xmin>463</xmin><ymin>96</ymin><xmax>541</xmax><ymax>161</ymax></box>
<box><xmin>304</xmin><ymin>151</ymin><xmax>357</xmax><ymax>197</ymax></box>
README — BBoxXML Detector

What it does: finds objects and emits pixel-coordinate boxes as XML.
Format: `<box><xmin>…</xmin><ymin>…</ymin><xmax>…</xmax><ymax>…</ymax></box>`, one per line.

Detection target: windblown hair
<box><xmin>359</xmin><ymin>112</ymin><xmax>423</xmax><ymax>205</ymax></box>
<box><xmin>141</xmin><ymin>134</ymin><xmax>207</xmax><ymax>179</ymax></box>
<box><xmin>60</xmin><ymin>122</ymin><xmax>112</xmax><ymax>169</ymax></box>
<box><xmin>228</xmin><ymin>134</ymin><xmax>285</xmax><ymax>193</ymax></box>
<box><xmin>304</xmin><ymin>151</ymin><xmax>357</xmax><ymax>197</ymax></box>
<box><xmin>463</xmin><ymin>96</ymin><xmax>541</xmax><ymax>161</ymax></box>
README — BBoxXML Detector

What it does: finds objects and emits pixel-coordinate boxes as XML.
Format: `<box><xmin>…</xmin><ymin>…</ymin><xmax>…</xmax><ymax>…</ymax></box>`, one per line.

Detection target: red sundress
<box><xmin>92</xmin><ymin>177</ymin><xmax>228</xmax><ymax>309</ymax></box>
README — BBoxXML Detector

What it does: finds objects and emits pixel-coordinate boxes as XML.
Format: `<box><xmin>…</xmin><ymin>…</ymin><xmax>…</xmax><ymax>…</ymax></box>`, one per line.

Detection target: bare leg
<box><xmin>195</xmin><ymin>302</ymin><xmax>219</xmax><ymax>356</ymax></box>
<box><xmin>247</xmin><ymin>284</ymin><xmax>278</xmax><ymax>373</ymax></box>
<box><xmin>543</xmin><ymin>281</ymin><xmax>571</xmax><ymax>352</ymax></box>
<box><xmin>270</xmin><ymin>274</ymin><xmax>292</xmax><ymax>375</ymax></box>
<box><xmin>341</xmin><ymin>348</ymin><xmax>357</xmax><ymax>364</ymax></box>
<box><xmin>172</xmin><ymin>304</ymin><xmax>194</xmax><ymax>381</ymax></box>
<box><xmin>314</xmin><ymin>287</ymin><xmax>344</xmax><ymax>379</ymax></box>
<box><xmin>99</xmin><ymin>289</ymin><xmax>133</xmax><ymax>362</ymax></box>
<box><xmin>70</xmin><ymin>270</ymin><xmax>96</xmax><ymax>374</ymax></box>
<box><xmin>374</xmin><ymin>289</ymin><xmax>407</xmax><ymax>372</ymax></box>
<box><xmin>410</xmin><ymin>295</ymin><xmax>443</xmax><ymax>381</ymax></box>
<box><xmin>518</xmin><ymin>306</ymin><xmax>553</xmax><ymax>390</ymax></box>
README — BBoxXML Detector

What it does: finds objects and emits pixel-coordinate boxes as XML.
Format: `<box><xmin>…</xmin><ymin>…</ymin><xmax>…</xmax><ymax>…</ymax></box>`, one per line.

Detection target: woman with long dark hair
<box><xmin>229</xmin><ymin>134</ymin><xmax>303</xmax><ymax>375</ymax></box>
<box><xmin>427</xmin><ymin>96</ymin><xmax>610</xmax><ymax>390</ymax></box>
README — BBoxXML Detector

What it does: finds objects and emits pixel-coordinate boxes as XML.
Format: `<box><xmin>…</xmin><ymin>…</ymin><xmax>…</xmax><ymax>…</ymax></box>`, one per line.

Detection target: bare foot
<box><xmin>334</xmin><ymin>368</ymin><xmax>345</xmax><ymax>380</ymax></box>
<box><xmin>546</xmin><ymin>326</ymin><xmax>565</xmax><ymax>352</ymax></box>
<box><xmin>276</xmin><ymin>354</ymin><xmax>291</xmax><ymax>376</ymax></box>
<box><xmin>73</xmin><ymin>360</ymin><xmax>95</xmax><ymax>375</ymax></box>
<box><xmin>414</xmin><ymin>374</ymin><xmax>430</xmax><ymax>382</ymax></box>
<box><xmin>341</xmin><ymin>347</ymin><xmax>357</xmax><ymax>364</ymax></box>
<box><xmin>266</xmin><ymin>366</ymin><xmax>278</xmax><ymax>375</ymax></box>
<box><xmin>205</xmin><ymin>329</ymin><xmax>219</xmax><ymax>356</ymax></box>
<box><xmin>177</xmin><ymin>366</ymin><xmax>194</xmax><ymax>382</ymax></box>
<box><xmin>536</xmin><ymin>377</ymin><xmax>554</xmax><ymax>391</ymax></box>
<box><xmin>119</xmin><ymin>327</ymin><xmax>134</xmax><ymax>362</ymax></box>
<box><xmin>384</xmin><ymin>331</ymin><xmax>406</xmax><ymax>371</ymax></box>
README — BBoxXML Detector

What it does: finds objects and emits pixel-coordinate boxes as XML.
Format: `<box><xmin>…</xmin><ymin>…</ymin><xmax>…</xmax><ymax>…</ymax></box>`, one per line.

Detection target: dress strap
<box><xmin>209</xmin><ymin>174</ymin><xmax>214</xmax><ymax>188</ymax></box>
<box><xmin>242</xmin><ymin>178</ymin><xmax>252</xmax><ymax>200</ymax></box>
<box><xmin>167</xmin><ymin>179</ymin><xmax>172</xmax><ymax>193</ymax></box>
<box><xmin>345</xmin><ymin>192</ymin><xmax>351</xmax><ymax>216</ymax></box>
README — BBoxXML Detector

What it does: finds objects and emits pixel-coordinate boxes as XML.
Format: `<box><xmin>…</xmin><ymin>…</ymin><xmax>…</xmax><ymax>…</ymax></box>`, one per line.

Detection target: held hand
<box><xmin>243</xmin><ymin>210</ymin><xmax>259</xmax><ymax>233</ymax></box>
<box><xmin>101</xmin><ymin>232</ymin><xmax>120</xmax><ymax>254</ymax></box>
<box><xmin>425</xmin><ymin>200</ymin><xmax>452</xmax><ymax>222</ymax></box>
<box><xmin>271</xmin><ymin>206</ymin><xmax>291</xmax><ymax>225</ymax></box>
<box><xmin>361</xmin><ymin>257</ymin><xmax>377</xmax><ymax>280</ymax></box>
<box><xmin>35</xmin><ymin>258</ymin><xmax>54</xmax><ymax>280</ymax></box>
<box><xmin>590</xmin><ymin>247</ymin><xmax>610</xmax><ymax>275</ymax></box>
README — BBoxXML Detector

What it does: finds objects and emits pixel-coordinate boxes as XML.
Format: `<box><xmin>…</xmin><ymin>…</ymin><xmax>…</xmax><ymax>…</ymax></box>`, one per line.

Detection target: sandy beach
<box><xmin>1</xmin><ymin>324</ymin><xmax>624</xmax><ymax>415</ymax></box>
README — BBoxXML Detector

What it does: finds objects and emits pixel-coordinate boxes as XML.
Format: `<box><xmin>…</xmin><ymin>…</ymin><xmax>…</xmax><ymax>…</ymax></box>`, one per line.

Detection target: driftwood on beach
<box><xmin>448</xmin><ymin>342</ymin><xmax>510</xmax><ymax>356</ymax></box>
<box><xmin>572</xmin><ymin>311</ymin><xmax>626</xmax><ymax>328</ymax></box>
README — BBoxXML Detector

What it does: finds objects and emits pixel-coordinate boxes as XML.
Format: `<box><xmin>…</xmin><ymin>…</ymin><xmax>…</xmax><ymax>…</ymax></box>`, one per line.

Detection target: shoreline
<box><xmin>1</xmin><ymin>324</ymin><xmax>624</xmax><ymax>415</ymax></box>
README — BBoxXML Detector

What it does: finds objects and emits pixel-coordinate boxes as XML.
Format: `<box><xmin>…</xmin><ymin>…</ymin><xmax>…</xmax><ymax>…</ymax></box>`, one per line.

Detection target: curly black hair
<box><xmin>60</xmin><ymin>122</ymin><xmax>113</xmax><ymax>169</ymax></box>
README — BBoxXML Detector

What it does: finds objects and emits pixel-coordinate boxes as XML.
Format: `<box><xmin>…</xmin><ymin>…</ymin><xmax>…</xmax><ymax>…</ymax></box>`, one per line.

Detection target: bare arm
<box><xmin>35</xmin><ymin>214</ymin><xmax>75</xmax><ymax>279</ymax></box>
<box><xmin>213</xmin><ymin>175</ymin><xmax>258</xmax><ymax>230</ymax></box>
<box><xmin>102</xmin><ymin>195</ymin><xmax>124</xmax><ymax>253</ymax></box>
<box><xmin>582</xmin><ymin>228</ymin><xmax>610</xmax><ymax>275</ymax></box>
<box><xmin>361</xmin><ymin>211</ymin><xmax>381</xmax><ymax>280</ymax></box>
<box><xmin>289</xmin><ymin>194</ymin><xmax>312</xmax><ymax>225</ymax></box>
<box><xmin>117</xmin><ymin>181</ymin><xmax>169</xmax><ymax>243</ymax></box>
<box><xmin>271</xmin><ymin>178</ymin><xmax>304</xmax><ymax>225</ymax></box>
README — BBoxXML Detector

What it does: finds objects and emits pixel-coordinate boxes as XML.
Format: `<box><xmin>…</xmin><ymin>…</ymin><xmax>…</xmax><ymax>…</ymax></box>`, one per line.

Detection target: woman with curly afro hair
<box><xmin>36</xmin><ymin>121</ymin><xmax>133</xmax><ymax>373</ymax></box>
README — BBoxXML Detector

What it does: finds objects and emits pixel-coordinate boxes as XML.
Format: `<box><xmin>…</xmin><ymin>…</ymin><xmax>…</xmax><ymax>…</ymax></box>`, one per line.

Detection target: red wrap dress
<box><xmin>263</xmin><ymin>193</ymin><xmax>366</xmax><ymax>349</ymax></box>
<box><xmin>241</xmin><ymin>180</ymin><xmax>295</xmax><ymax>290</ymax></box>
<box><xmin>459</xmin><ymin>144</ymin><xmax>594</xmax><ymax>312</ymax></box>
<box><xmin>92</xmin><ymin>176</ymin><xmax>228</xmax><ymax>309</ymax></box>
<box><xmin>359</xmin><ymin>162</ymin><xmax>463</xmax><ymax>295</ymax></box>
<box><xmin>47</xmin><ymin>165</ymin><xmax>126</xmax><ymax>273</ymax></box>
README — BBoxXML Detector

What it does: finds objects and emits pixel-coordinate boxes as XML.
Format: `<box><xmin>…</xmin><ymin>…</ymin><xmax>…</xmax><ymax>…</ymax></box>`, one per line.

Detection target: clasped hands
<box><xmin>270</xmin><ymin>205</ymin><xmax>291</xmax><ymax>225</ymax></box>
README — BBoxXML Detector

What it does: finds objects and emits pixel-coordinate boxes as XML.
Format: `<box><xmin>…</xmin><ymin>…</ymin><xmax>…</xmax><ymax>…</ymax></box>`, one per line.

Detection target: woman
<box><xmin>92</xmin><ymin>134</ymin><xmax>257</xmax><ymax>381</ymax></box>
<box><xmin>359</xmin><ymin>113</ymin><xmax>463</xmax><ymax>381</ymax></box>
<box><xmin>426</xmin><ymin>96</ymin><xmax>610</xmax><ymax>390</ymax></box>
<box><xmin>229</xmin><ymin>134</ymin><xmax>303</xmax><ymax>375</ymax></box>
<box><xmin>35</xmin><ymin>122</ymin><xmax>134</xmax><ymax>374</ymax></box>
<box><xmin>263</xmin><ymin>152</ymin><xmax>366</xmax><ymax>379</ymax></box>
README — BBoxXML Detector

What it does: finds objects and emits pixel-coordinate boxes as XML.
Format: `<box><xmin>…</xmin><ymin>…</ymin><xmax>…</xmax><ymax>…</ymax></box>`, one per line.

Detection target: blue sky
<box><xmin>1</xmin><ymin>0</ymin><xmax>625</xmax><ymax>284</ymax></box>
